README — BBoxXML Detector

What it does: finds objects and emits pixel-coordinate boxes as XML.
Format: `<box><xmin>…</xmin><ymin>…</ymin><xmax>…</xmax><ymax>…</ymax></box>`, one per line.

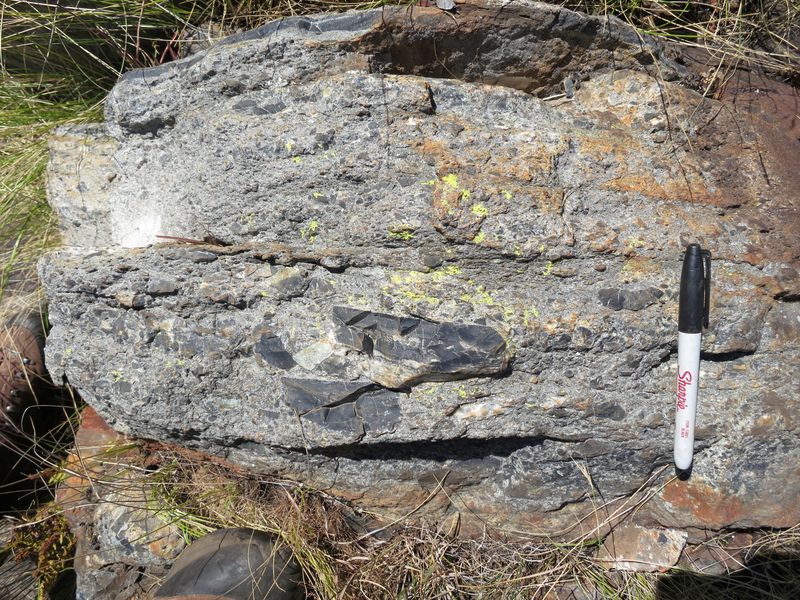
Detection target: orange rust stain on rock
<box><xmin>484</xmin><ymin>144</ymin><xmax>560</xmax><ymax>182</ymax></box>
<box><xmin>414</xmin><ymin>129</ymin><xmax>564</xmax><ymax>188</ymax></box>
<box><xmin>585</xmin><ymin>221</ymin><xmax>619</xmax><ymax>253</ymax></box>
<box><xmin>55</xmin><ymin>407</ymin><xmax>137</xmax><ymax>520</ymax></box>
<box><xmin>741</xmin><ymin>243</ymin><xmax>770</xmax><ymax>266</ymax></box>
<box><xmin>576</xmin><ymin>132</ymin><xmax>745</xmax><ymax>206</ymax></box>
<box><xmin>621</xmin><ymin>257</ymin><xmax>663</xmax><ymax>279</ymax></box>
<box><xmin>680</xmin><ymin>216</ymin><xmax>724</xmax><ymax>238</ymax></box>
<box><xmin>603</xmin><ymin>172</ymin><xmax>720</xmax><ymax>205</ymax></box>
<box><xmin>603</xmin><ymin>173</ymin><xmax>671</xmax><ymax>198</ymax></box>
<box><xmin>75</xmin><ymin>405</ymin><xmax>121</xmax><ymax>447</ymax></box>
<box><xmin>577</xmin><ymin>130</ymin><xmax>630</xmax><ymax>157</ymax></box>
<box><xmin>529</xmin><ymin>186</ymin><xmax>564</xmax><ymax>213</ymax></box>
<box><xmin>416</xmin><ymin>138</ymin><xmax>459</xmax><ymax>173</ymax></box>
<box><xmin>661</xmin><ymin>480</ymin><xmax>748</xmax><ymax>528</ymax></box>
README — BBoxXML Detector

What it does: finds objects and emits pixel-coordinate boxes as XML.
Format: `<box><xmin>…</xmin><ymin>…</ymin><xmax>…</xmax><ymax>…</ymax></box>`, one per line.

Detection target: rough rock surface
<box><xmin>42</xmin><ymin>0</ymin><xmax>799</xmax><ymax>536</ymax></box>
<box><xmin>56</xmin><ymin>407</ymin><xmax>180</xmax><ymax>600</ymax></box>
<box><xmin>597</xmin><ymin>524</ymin><xmax>687</xmax><ymax>571</ymax></box>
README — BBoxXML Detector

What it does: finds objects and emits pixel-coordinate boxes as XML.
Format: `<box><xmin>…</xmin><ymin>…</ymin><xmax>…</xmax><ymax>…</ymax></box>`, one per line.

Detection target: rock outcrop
<box><xmin>41</xmin><ymin>0</ymin><xmax>800</xmax><ymax>536</ymax></box>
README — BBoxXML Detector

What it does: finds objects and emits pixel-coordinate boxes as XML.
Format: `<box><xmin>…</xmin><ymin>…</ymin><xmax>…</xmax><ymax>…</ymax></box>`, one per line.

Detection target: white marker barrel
<box><xmin>674</xmin><ymin>332</ymin><xmax>701</xmax><ymax>470</ymax></box>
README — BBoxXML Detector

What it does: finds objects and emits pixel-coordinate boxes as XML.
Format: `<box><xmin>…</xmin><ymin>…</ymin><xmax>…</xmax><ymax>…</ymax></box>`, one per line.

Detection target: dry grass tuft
<box><xmin>85</xmin><ymin>446</ymin><xmax>793</xmax><ymax>600</ymax></box>
<box><xmin>2</xmin><ymin>431</ymin><xmax>799</xmax><ymax>599</ymax></box>
<box><xmin>568</xmin><ymin>0</ymin><xmax>799</xmax><ymax>83</ymax></box>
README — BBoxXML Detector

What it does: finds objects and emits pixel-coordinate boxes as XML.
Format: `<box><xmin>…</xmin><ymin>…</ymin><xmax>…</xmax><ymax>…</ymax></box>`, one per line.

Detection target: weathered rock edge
<box><xmin>42</xmin><ymin>0</ymin><xmax>800</xmax><ymax>536</ymax></box>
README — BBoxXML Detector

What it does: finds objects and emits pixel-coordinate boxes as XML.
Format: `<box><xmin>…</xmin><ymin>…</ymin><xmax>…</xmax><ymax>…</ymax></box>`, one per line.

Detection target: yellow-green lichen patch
<box><xmin>410</xmin><ymin>382</ymin><xmax>449</xmax><ymax>408</ymax></box>
<box><xmin>387</xmin><ymin>224</ymin><xmax>416</xmax><ymax>241</ymax></box>
<box><xmin>399</xmin><ymin>289</ymin><xmax>440</xmax><ymax>305</ymax></box>
<box><xmin>473</xmin><ymin>230</ymin><xmax>486</xmax><ymax>244</ymax></box>
<box><xmin>542</xmin><ymin>261</ymin><xmax>554</xmax><ymax>276</ymax></box>
<box><xmin>624</xmin><ymin>236</ymin><xmax>646</xmax><ymax>254</ymax></box>
<box><xmin>383</xmin><ymin>268</ymin><xmax>462</xmax><ymax>308</ymax></box>
<box><xmin>300</xmin><ymin>219</ymin><xmax>319</xmax><ymax>242</ymax></box>
<box><xmin>385</xmin><ymin>267</ymin><xmax>523</xmax><ymax>325</ymax></box>
<box><xmin>522</xmin><ymin>307</ymin><xmax>541</xmax><ymax>328</ymax></box>
<box><xmin>500</xmin><ymin>189</ymin><xmax>513</xmax><ymax>200</ymax></box>
<box><xmin>459</xmin><ymin>284</ymin><xmax>496</xmax><ymax>307</ymax></box>
<box><xmin>457</xmin><ymin>280</ymin><xmax>526</xmax><ymax>325</ymax></box>
<box><xmin>430</xmin><ymin>265</ymin><xmax>462</xmax><ymax>282</ymax></box>
<box><xmin>165</xmin><ymin>358</ymin><xmax>187</xmax><ymax>369</ymax></box>
<box><xmin>471</xmin><ymin>203</ymin><xmax>489</xmax><ymax>218</ymax></box>
<box><xmin>239</xmin><ymin>212</ymin><xmax>256</xmax><ymax>228</ymax></box>
<box><xmin>384</xmin><ymin>272</ymin><xmax>441</xmax><ymax>306</ymax></box>
<box><xmin>441</xmin><ymin>173</ymin><xmax>459</xmax><ymax>189</ymax></box>
<box><xmin>345</xmin><ymin>293</ymin><xmax>371</xmax><ymax>308</ymax></box>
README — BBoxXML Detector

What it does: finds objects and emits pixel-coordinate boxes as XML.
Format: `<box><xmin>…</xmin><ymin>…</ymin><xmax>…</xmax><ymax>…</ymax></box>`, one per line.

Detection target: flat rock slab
<box><xmin>42</xmin><ymin>0</ymin><xmax>800</xmax><ymax>535</ymax></box>
<box><xmin>598</xmin><ymin>524</ymin><xmax>687</xmax><ymax>572</ymax></box>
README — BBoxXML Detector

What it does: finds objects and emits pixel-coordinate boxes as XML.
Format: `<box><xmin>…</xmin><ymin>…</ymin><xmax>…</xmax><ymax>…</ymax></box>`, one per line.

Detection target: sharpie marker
<box><xmin>674</xmin><ymin>244</ymin><xmax>711</xmax><ymax>472</ymax></box>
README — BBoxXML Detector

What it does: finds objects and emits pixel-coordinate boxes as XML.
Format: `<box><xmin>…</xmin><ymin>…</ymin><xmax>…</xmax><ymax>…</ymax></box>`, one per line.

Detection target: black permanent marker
<box><xmin>674</xmin><ymin>243</ymin><xmax>711</xmax><ymax>471</ymax></box>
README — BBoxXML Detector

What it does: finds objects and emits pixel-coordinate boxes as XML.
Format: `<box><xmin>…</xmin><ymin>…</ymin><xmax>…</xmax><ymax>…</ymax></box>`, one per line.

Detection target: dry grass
<box><xmin>13</xmin><ymin>440</ymin><xmax>790</xmax><ymax>600</ymax></box>
<box><xmin>0</xmin><ymin>419</ymin><xmax>797</xmax><ymax>599</ymax></box>
<box><xmin>569</xmin><ymin>0</ymin><xmax>799</xmax><ymax>83</ymax></box>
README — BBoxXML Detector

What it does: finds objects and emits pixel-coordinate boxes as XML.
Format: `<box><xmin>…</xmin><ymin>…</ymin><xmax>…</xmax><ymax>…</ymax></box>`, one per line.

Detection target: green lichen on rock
<box><xmin>387</xmin><ymin>224</ymin><xmax>416</xmax><ymax>241</ymax></box>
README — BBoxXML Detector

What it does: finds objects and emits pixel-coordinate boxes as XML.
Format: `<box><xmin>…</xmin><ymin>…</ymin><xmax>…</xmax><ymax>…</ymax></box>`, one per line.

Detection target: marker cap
<box><xmin>678</xmin><ymin>244</ymin><xmax>711</xmax><ymax>334</ymax></box>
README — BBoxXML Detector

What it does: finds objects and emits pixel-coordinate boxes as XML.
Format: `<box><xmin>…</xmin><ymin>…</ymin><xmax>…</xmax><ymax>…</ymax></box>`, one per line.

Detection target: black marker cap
<box><xmin>679</xmin><ymin>244</ymin><xmax>711</xmax><ymax>333</ymax></box>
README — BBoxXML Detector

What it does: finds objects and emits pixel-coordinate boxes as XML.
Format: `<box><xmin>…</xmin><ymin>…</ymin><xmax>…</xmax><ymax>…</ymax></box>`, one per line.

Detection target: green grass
<box><xmin>0</xmin><ymin>76</ymin><xmax>100</xmax><ymax>308</ymax></box>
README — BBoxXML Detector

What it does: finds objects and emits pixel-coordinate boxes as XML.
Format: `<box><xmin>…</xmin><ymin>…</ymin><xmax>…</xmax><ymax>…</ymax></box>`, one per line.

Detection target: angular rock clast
<box><xmin>332</xmin><ymin>306</ymin><xmax>510</xmax><ymax>387</ymax></box>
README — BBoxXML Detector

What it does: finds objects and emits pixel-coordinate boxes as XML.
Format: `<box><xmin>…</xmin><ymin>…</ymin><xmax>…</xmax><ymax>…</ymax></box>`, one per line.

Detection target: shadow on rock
<box><xmin>0</xmin><ymin>380</ymin><xmax>78</xmax><ymax>515</ymax></box>
<box><xmin>657</xmin><ymin>549</ymin><xmax>800</xmax><ymax>600</ymax></box>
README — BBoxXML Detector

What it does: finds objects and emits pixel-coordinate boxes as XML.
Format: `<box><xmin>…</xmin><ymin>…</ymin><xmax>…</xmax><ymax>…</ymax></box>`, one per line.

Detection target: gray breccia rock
<box><xmin>46</xmin><ymin>0</ymin><xmax>688</xmax><ymax>251</ymax></box>
<box><xmin>42</xmin><ymin>0</ymin><xmax>800</xmax><ymax>536</ymax></box>
<box><xmin>93</xmin><ymin>490</ymin><xmax>185</xmax><ymax>567</ymax></box>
